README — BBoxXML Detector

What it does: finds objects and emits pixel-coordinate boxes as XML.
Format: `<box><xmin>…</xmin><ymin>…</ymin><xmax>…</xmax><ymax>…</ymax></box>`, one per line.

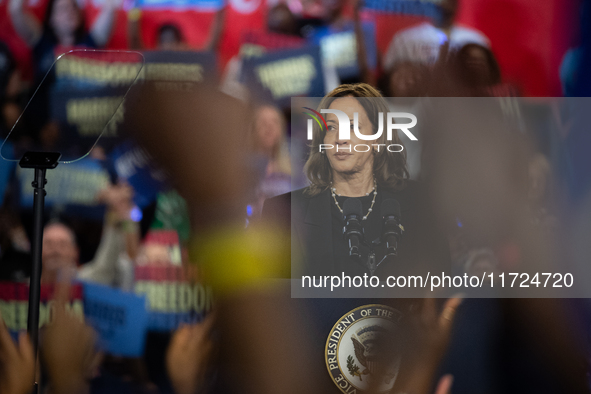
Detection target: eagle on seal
<box><xmin>351</xmin><ymin>325</ymin><xmax>398</xmax><ymax>384</ymax></box>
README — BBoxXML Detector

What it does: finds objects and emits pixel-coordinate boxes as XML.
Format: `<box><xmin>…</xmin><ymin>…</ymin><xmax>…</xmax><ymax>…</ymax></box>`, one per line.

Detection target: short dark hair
<box><xmin>157</xmin><ymin>23</ymin><xmax>184</xmax><ymax>44</ymax></box>
<box><xmin>455</xmin><ymin>43</ymin><xmax>502</xmax><ymax>86</ymax></box>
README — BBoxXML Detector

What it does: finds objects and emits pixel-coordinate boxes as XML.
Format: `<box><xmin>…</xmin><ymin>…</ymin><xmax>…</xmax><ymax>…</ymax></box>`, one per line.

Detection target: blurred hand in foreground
<box><xmin>398</xmin><ymin>297</ymin><xmax>462</xmax><ymax>394</ymax></box>
<box><xmin>0</xmin><ymin>312</ymin><xmax>35</xmax><ymax>394</ymax></box>
<box><xmin>166</xmin><ymin>315</ymin><xmax>215</xmax><ymax>394</ymax></box>
<box><xmin>124</xmin><ymin>84</ymin><xmax>251</xmax><ymax>230</ymax></box>
<box><xmin>41</xmin><ymin>281</ymin><xmax>101</xmax><ymax>394</ymax></box>
<box><xmin>434</xmin><ymin>374</ymin><xmax>454</xmax><ymax>394</ymax></box>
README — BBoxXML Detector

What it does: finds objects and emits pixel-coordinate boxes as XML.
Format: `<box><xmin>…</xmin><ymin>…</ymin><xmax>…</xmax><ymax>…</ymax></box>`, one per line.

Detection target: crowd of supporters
<box><xmin>0</xmin><ymin>0</ymin><xmax>590</xmax><ymax>393</ymax></box>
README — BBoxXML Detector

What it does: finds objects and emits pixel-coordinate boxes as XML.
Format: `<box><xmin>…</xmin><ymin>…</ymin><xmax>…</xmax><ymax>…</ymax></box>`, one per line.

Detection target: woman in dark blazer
<box><xmin>262</xmin><ymin>83</ymin><xmax>450</xmax><ymax>282</ymax></box>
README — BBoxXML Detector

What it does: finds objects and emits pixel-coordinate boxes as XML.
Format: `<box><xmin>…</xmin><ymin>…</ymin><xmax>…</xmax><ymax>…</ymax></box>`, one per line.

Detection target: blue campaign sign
<box><xmin>363</xmin><ymin>0</ymin><xmax>442</xmax><ymax>21</ymax></box>
<box><xmin>18</xmin><ymin>158</ymin><xmax>110</xmax><ymax>208</ymax></box>
<box><xmin>307</xmin><ymin>21</ymin><xmax>378</xmax><ymax>81</ymax></box>
<box><xmin>241</xmin><ymin>45</ymin><xmax>325</xmax><ymax>108</ymax></box>
<box><xmin>133</xmin><ymin>264</ymin><xmax>213</xmax><ymax>332</ymax></box>
<box><xmin>141</xmin><ymin>50</ymin><xmax>219</xmax><ymax>85</ymax></box>
<box><xmin>110</xmin><ymin>141</ymin><xmax>169</xmax><ymax>208</ymax></box>
<box><xmin>50</xmin><ymin>86</ymin><xmax>128</xmax><ymax>151</ymax></box>
<box><xmin>135</xmin><ymin>0</ymin><xmax>222</xmax><ymax>10</ymax></box>
<box><xmin>83</xmin><ymin>282</ymin><xmax>149</xmax><ymax>357</ymax></box>
<box><xmin>52</xmin><ymin>51</ymin><xmax>143</xmax><ymax>91</ymax></box>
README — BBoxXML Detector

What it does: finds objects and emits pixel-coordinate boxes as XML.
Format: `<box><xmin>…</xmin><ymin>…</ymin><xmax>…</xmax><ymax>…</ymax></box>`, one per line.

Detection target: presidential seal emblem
<box><xmin>325</xmin><ymin>304</ymin><xmax>402</xmax><ymax>394</ymax></box>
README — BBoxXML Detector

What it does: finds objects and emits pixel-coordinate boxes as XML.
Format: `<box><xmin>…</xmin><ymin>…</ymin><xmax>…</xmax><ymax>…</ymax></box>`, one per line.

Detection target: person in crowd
<box><xmin>0</xmin><ymin>41</ymin><xmax>22</xmax><ymax>140</ymax></box>
<box><xmin>40</xmin><ymin>182</ymin><xmax>139</xmax><ymax>289</ymax></box>
<box><xmin>453</xmin><ymin>43</ymin><xmax>500</xmax><ymax>93</ymax></box>
<box><xmin>267</xmin><ymin>3</ymin><xmax>300</xmax><ymax>36</ymax></box>
<box><xmin>156</xmin><ymin>24</ymin><xmax>186</xmax><ymax>50</ymax></box>
<box><xmin>128</xmin><ymin>10</ymin><xmax>188</xmax><ymax>51</ymax></box>
<box><xmin>252</xmin><ymin>104</ymin><xmax>291</xmax><ymax>177</ymax></box>
<box><xmin>382</xmin><ymin>0</ymin><xmax>489</xmax><ymax>72</ymax></box>
<box><xmin>0</xmin><ymin>208</ymin><xmax>31</xmax><ymax>281</ymax></box>
<box><xmin>220</xmin><ymin>1</ymin><xmax>341</xmax><ymax>100</ymax></box>
<box><xmin>262</xmin><ymin>83</ymin><xmax>449</xmax><ymax>278</ymax></box>
<box><xmin>8</xmin><ymin>0</ymin><xmax>119</xmax><ymax>80</ymax></box>
<box><xmin>449</xmin><ymin>43</ymin><xmax>517</xmax><ymax>97</ymax></box>
<box><xmin>379</xmin><ymin>61</ymin><xmax>429</xmax><ymax>98</ymax></box>
<box><xmin>9</xmin><ymin>0</ymin><xmax>119</xmax><ymax>140</ymax></box>
<box><xmin>249</xmin><ymin>104</ymin><xmax>292</xmax><ymax>217</ymax></box>
<box><xmin>129</xmin><ymin>1</ymin><xmax>226</xmax><ymax>52</ymax></box>
<box><xmin>304</xmin><ymin>0</ymin><xmax>370</xmax><ymax>86</ymax></box>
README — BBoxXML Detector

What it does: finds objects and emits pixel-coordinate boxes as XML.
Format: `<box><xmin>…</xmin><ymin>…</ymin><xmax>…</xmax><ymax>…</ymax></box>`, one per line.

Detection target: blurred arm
<box><xmin>90</xmin><ymin>0</ymin><xmax>120</xmax><ymax>47</ymax></box>
<box><xmin>78</xmin><ymin>183</ymin><xmax>140</xmax><ymax>285</ymax></box>
<box><xmin>77</xmin><ymin>218</ymin><xmax>125</xmax><ymax>285</ymax></box>
<box><xmin>353</xmin><ymin>0</ymin><xmax>376</xmax><ymax>86</ymax></box>
<box><xmin>383</xmin><ymin>31</ymin><xmax>407</xmax><ymax>72</ymax></box>
<box><xmin>127</xmin><ymin>8</ymin><xmax>145</xmax><ymax>50</ymax></box>
<box><xmin>205</xmin><ymin>2</ymin><xmax>226</xmax><ymax>52</ymax></box>
<box><xmin>8</xmin><ymin>0</ymin><xmax>42</xmax><ymax>47</ymax></box>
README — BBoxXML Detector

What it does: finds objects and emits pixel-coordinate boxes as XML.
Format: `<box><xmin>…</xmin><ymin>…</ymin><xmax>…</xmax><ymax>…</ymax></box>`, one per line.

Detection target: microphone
<box><xmin>381</xmin><ymin>199</ymin><xmax>403</xmax><ymax>256</ymax></box>
<box><xmin>342</xmin><ymin>198</ymin><xmax>364</xmax><ymax>261</ymax></box>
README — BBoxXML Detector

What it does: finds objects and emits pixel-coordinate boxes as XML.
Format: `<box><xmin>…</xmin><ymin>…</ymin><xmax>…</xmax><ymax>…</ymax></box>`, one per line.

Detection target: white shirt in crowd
<box><xmin>383</xmin><ymin>21</ymin><xmax>490</xmax><ymax>71</ymax></box>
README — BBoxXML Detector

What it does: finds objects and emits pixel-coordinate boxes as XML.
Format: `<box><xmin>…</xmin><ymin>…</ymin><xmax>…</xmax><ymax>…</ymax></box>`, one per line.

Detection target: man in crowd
<box><xmin>382</xmin><ymin>0</ymin><xmax>489</xmax><ymax>71</ymax></box>
<box><xmin>40</xmin><ymin>183</ymin><xmax>139</xmax><ymax>288</ymax></box>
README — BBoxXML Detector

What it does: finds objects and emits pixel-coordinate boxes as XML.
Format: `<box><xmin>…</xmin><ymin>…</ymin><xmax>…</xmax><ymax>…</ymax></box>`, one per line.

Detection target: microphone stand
<box><xmin>367</xmin><ymin>251</ymin><xmax>378</xmax><ymax>276</ymax></box>
<box><xmin>19</xmin><ymin>151</ymin><xmax>61</xmax><ymax>394</ymax></box>
<box><xmin>365</xmin><ymin>241</ymin><xmax>392</xmax><ymax>276</ymax></box>
<box><xmin>351</xmin><ymin>238</ymin><xmax>394</xmax><ymax>276</ymax></box>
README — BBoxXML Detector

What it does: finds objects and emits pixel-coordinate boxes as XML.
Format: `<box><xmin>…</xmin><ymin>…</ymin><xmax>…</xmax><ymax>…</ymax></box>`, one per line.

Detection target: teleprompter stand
<box><xmin>19</xmin><ymin>151</ymin><xmax>61</xmax><ymax>394</ymax></box>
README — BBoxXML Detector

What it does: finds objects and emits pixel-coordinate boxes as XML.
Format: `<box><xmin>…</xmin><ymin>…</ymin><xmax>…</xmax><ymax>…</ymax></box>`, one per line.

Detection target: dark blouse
<box><xmin>263</xmin><ymin>180</ymin><xmax>451</xmax><ymax>280</ymax></box>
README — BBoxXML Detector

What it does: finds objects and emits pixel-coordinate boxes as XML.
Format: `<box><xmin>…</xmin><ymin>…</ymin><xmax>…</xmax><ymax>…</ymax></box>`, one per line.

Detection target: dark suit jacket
<box><xmin>262</xmin><ymin>180</ymin><xmax>450</xmax><ymax>278</ymax></box>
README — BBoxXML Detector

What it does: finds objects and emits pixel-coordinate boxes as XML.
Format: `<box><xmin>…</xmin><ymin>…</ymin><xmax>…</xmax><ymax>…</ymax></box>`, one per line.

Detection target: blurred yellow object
<box><xmin>190</xmin><ymin>224</ymin><xmax>291</xmax><ymax>294</ymax></box>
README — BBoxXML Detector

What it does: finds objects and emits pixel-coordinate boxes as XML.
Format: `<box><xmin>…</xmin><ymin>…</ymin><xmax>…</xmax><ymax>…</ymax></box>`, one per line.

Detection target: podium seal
<box><xmin>325</xmin><ymin>304</ymin><xmax>403</xmax><ymax>393</ymax></box>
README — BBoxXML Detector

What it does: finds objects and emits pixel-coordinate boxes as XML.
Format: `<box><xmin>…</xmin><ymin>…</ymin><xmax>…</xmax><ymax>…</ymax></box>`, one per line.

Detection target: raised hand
<box><xmin>166</xmin><ymin>315</ymin><xmax>215</xmax><ymax>394</ymax></box>
<box><xmin>397</xmin><ymin>297</ymin><xmax>462</xmax><ymax>394</ymax></box>
<box><xmin>41</xmin><ymin>281</ymin><xmax>101</xmax><ymax>394</ymax></box>
<box><xmin>97</xmin><ymin>182</ymin><xmax>135</xmax><ymax>222</ymax></box>
<box><xmin>0</xmin><ymin>312</ymin><xmax>35</xmax><ymax>394</ymax></box>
